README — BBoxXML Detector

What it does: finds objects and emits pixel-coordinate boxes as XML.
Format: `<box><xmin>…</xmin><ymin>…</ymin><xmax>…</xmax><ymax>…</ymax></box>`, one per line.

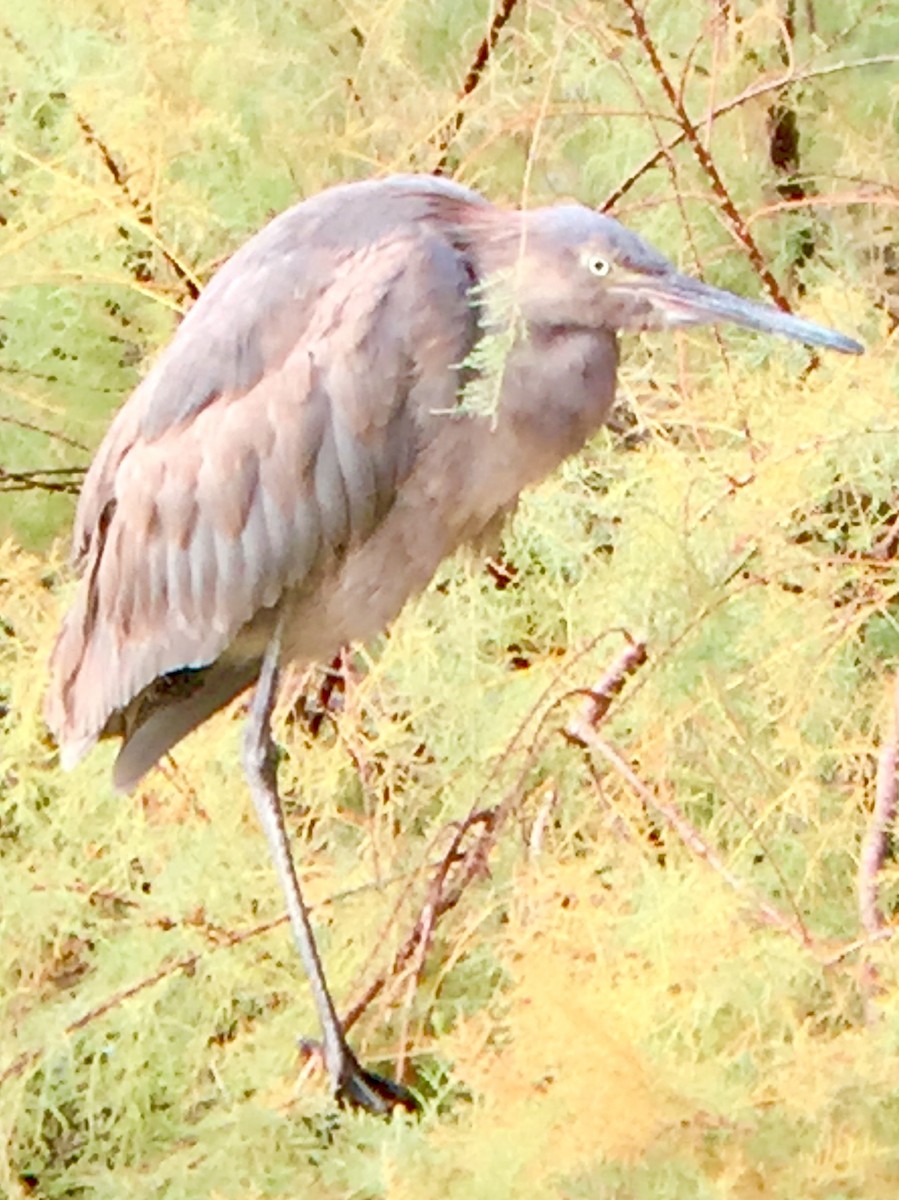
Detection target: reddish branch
<box><xmin>620</xmin><ymin>0</ymin><xmax>790</xmax><ymax>309</ymax></box>
<box><xmin>434</xmin><ymin>0</ymin><xmax>521</xmax><ymax>174</ymax></box>
<box><xmin>339</xmin><ymin>640</ymin><xmax>650</xmax><ymax>1039</ymax></box>
<box><xmin>75</xmin><ymin>112</ymin><xmax>200</xmax><ymax>302</ymax></box>
<box><xmin>602</xmin><ymin>54</ymin><xmax>898</xmax><ymax>210</ymax></box>
<box><xmin>341</xmin><ymin>807</ymin><xmax>499</xmax><ymax>1033</ymax></box>
<box><xmin>564</xmin><ymin>636</ymin><xmax>648</xmax><ymax>739</ymax></box>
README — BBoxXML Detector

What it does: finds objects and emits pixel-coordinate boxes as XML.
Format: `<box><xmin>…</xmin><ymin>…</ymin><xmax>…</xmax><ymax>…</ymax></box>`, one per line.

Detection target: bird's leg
<box><xmin>242</xmin><ymin>629</ymin><xmax>418</xmax><ymax>1115</ymax></box>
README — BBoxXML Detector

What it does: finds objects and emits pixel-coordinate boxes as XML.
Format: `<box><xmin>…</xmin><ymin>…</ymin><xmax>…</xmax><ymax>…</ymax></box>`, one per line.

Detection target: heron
<box><xmin>44</xmin><ymin>174</ymin><xmax>863</xmax><ymax>1115</ymax></box>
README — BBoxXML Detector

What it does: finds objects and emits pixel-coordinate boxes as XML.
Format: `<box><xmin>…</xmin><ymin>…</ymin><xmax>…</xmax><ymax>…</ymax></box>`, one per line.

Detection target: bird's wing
<box><xmin>46</xmin><ymin>199</ymin><xmax>479</xmax><ymax>762</ymax></box>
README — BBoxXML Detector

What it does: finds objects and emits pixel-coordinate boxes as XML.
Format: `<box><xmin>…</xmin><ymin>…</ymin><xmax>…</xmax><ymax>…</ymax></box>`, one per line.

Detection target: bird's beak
<box><xmin>623</xmin><ymin>272</ymin><xmax>864</xmax><ymax>355</ymax></box>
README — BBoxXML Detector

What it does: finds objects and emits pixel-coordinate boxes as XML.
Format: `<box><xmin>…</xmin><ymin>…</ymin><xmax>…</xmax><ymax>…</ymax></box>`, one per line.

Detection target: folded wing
<box><xmin>46</xmin><ymin>182</ymin><xmax>481</xmax><ymax>774</ymax></box>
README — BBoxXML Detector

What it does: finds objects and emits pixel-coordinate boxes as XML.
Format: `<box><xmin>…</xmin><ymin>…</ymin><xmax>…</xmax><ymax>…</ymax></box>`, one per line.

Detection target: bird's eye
<box><xmin>585</xmin><ymin>253</ymin><xmax>611</xmax><ymax>278</ymax></box>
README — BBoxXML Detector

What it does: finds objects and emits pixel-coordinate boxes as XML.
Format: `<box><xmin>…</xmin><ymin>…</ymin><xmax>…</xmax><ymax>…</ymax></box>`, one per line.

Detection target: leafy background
<box><xmin>1</xmin><ymin>1</ymin><xmax>898</xmax><ymax>1196</ymax></box>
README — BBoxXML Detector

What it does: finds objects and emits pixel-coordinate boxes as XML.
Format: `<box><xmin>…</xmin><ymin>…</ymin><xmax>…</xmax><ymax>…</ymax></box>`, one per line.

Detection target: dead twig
<box><xmin>433</xmin><ymin>0</ymin><xmax>521</xmax><ymax>174</ymax></box>
<box><xmin>75</xmin><ymin>112</ymin><xmax>200</xmax><ymax>302</ymax></box>
<box><xmin>564</xmin><ymin>635</ymin><xmax>648</xmax><ymax>739</ymax></box>
<box><xmin>620</xmin><ymin>0</ymin><xmax>790</xmax><ymax>309</ymax></box>
<box><xmin>342</xmin><ymin>634</ymin><xmax>652</xmax><ymax>1047</ymax></box>
<box><xmin>569</xmin><ymin>726</ymin><xmax>811</xmax><ymax>944</ymax></box>
<box><xmin>0</xmin><ymin>915</ymin><xmax>286</xmax><ymax>1087</ymax></box>
<box><xmin>602</xmin><ymin>54</ymin><xmax>899</xmax><ymax>211</ymax></box>
<box><xmin>0</xmin><ymin>466</ymin><xmax>84</xmax><ymax>495</ymax></box>
<box><xmin>747</xmin><ymin>186</ymin><xmax>899</xmax><ymax>225</ymax></box>
<box><xmin>528</xmin><ymin>785</ymin><xmax>560</xmax><ymax>862</ymax></box>
<box><xmin>819</xmin><ymin>927</ymin><xmax>893</xmax><ymax>969</ymax></box>
<box><xmin>0</xmin><ymin>411</ymin><xmax>88</xmax><ymax>452</ymax></box>
<box><xmin>340</xmin><ymin>807</ymin><xmax>499</xmax><ymax>1033</ymax></box>
<box><xmin>858</xmin><ymin>674</ymin><xmax>899</xmax><ymax>936</ymax></box>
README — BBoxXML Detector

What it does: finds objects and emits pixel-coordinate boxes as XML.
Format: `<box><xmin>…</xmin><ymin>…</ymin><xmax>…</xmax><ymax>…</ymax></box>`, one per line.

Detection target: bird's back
<box><xmin>45</xmin><ymin>177</ymin><xmax>490</xmax><ymax>781</ymax></box>
<box><xmin>45</xmin><ymin>175</ymin><xmax>621</xmax><ymax>788</ymax></box>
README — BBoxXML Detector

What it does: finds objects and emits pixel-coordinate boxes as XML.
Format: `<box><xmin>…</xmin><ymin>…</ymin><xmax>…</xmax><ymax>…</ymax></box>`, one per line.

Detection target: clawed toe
<box><xmin>300</xmin><ymin>1037</ymin><xmax>419</xmax><ymax>1116</ymax></box>
<box><xmin>336</xmin><ymin>1063</ymin><xmax>419</xmax><ymax>1115</ymax></box>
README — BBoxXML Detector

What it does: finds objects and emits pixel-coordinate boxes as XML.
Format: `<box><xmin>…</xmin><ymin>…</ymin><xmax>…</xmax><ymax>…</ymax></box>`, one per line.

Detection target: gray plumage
<box><xmin>44</xmin><ymin>174</ymin><xmax>862</xmax><ymax>1111</ymax></box>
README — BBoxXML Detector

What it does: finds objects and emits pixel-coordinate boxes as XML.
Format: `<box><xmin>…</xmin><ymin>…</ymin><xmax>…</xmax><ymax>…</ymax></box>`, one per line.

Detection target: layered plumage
<box><xmin>44</xmin><ymin>173</ymin><xmax>863</xmax><ymax>1112</ymax></box>
<box><xmin>46</xmin><ymin>176</ymin><xmax>864</xmax><ymax>792</ymax></box>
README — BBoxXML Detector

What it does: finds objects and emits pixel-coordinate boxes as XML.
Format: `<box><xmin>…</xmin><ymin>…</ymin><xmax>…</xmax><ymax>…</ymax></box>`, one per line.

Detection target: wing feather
<box><xmin>46</xmin><ymin>182</ymin><xmax>481</xmax><ymax>767</ymax></box>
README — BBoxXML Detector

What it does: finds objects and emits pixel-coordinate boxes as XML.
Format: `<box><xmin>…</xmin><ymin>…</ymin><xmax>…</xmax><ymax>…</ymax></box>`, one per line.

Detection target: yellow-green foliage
<box><xmin>4</xmin><ymin>347</ymin><xmax>899</xmax><ymax>1197</ymax></box>
<box><xmin>2</xmin><ymin>0</ymin><xmax>899</xmax><ymax>1196</ymax></box>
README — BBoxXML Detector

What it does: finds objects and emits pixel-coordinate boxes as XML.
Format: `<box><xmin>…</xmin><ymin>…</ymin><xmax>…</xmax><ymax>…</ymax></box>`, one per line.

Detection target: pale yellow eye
<box><xmin>585</xmin><ymin>253</ymin><xmax>611</xmax><ymax>277</ymax></box>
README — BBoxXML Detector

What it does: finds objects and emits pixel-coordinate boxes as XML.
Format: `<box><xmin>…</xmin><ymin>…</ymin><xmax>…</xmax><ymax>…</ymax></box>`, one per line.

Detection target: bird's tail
<box><xmin>111</xmin><ymin>659</ymin><xmax>261</xmax><ymax>792</ymax></box>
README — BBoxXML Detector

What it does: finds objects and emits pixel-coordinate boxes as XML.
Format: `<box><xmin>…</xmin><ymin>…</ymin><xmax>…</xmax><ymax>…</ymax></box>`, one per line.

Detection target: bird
<box><xmin>44</xmin><ymin>173</ymin><xmax>863</xmax><ymax>1115</ymax></box>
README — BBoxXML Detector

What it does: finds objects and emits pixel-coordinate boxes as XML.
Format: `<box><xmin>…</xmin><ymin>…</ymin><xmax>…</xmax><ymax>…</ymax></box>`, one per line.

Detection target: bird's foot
<box><xmin>300</xmin><ymin>1038</ymin><xmax>420</xmax><ymax>1116</ymax></box>
<box><xmin>336</xmin><ymin>1062</ymin><xmax>419</xmax><ymax>1115</ymax></box>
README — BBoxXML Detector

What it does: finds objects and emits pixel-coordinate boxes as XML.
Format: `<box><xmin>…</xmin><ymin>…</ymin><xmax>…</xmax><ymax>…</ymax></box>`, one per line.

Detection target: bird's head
<box><xmin>473</xmin><ymin>203</ymin><xmax>863</xmax><ymax>355</ymax></box>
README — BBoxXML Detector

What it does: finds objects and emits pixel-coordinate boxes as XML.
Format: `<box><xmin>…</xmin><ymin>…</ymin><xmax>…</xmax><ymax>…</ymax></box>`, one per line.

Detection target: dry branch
<box><xmin>620</xmin><ymin>0</ymin><xmax>790</xmax><ymax>309</ymax></box>
<box><xmin>858</xmin><ymin>674</ymin><xmax>899</xmax><ymax>936</ymax></box>
<box><xmin>564</xmin><ymin>635</ymin><xmax>648</xmax><ymax>739</ymax></box>
<box><xmin>0</xmin><ymin>466</ymin><xmax>84</xmax><ymax>495</ymax></box>
<box><xmin>0</xmin><ymin>915</ymin><xmax>286</xmax><ymax>1087</ymax></box>
<box><xmin>340</xmin><ymin>807</ymin><xmax>499</xmax><ymax>1034</ymax></box>
<box><xmin>433</xmin><ymin>0</ymin><xmax>521</xmax><ymax>174</ymax></box>
<box><xmin>561</xmin><ymin>636</ymin><xmax>809</xmax><ymax>943</ymax></box>
<box><xmin>0</xmin><ymin>411</ymin><xmax>88</xmax><ymax>452</ymax></box>
<box><xmin>572</xmin><ymin>725</ymin><xmax>810</xmax><ymax>944</ymax></box>
<box><xmin>336</xmin><ymin>640</ymin><xmax>640</xmax><ymax>1044</ymax></box>
<box><xmin>338</xmin><ymin>637</ymin><xmax>656</xmax><ymax>1060</ymax></box>
<box><xmin>75</xmin><ymin>112</ymin><xmax>200</xmax><ymax>303</ymax></box>
<box><xmin>602</xmin><ymin>54</ymin><xmax>899</xmax><ymax>210</ymax></box>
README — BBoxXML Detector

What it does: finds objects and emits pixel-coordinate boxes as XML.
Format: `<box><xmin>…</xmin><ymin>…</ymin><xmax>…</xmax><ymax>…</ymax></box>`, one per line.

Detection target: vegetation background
<box><xmin>1</xmin><ymin>0</ymin><xmax>898</xmax><ymax>1195</ymax></box>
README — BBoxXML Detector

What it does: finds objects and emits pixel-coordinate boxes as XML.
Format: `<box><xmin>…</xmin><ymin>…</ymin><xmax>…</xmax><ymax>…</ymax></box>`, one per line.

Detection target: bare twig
<box><xmin>572</xmin><ymin>727</ymin><xmax>810</xmax><ymax>944</ymax></box>
<box><xmin>394</xmin><ymin>894</ymin><xmax>436</xmax><ymax>1081</ymax></box>
<box><xmin>335</xmin><ymin>637</ymin><xmax>629</xmax><ymax>1037</ymax></box>
<box><xmin>479</xmin><ymin>630</ymin><xmax>632</xmax><ymax>794</ymax></box>
<box><xmin>326</xmin><ymin>22</ymin><xmax>366</xmax><ymax>116</ymax></box>
<box><xmin>75</xmin><ymin>112</ymin><xmax>200</xmax><ymax>302</ymax></box>
<box><xmin>0</xmin><ymin>466</ymin><xmax>84</xmax><ymax>495</ymax></box>
<box><xmin>620</xmin><ymin>0</ymin><xmax>790</xmax><ymax>309</ymax></box>
<box><xmin>528</xmin><ymin>785</ymin><xmax>560</xmax><ymax>861</ymax></box>
<box><xmin>602</xmin><ymin>54</ymin><xmax>899</xmax><ymax>211</ymax></box>
<box><xmin>0</xmin><ymin>915</ymin><xmax>286</xmax><ymax>1086</ymax></box>
<box><xmin>871</xmin><ymin>512</ymin><xmax>899</xmax><ymax>562</ymax></box>
<box><xmin>341</xmin><ymin>807</ymin><xmax>499</xmax><ymax>1032</ymax></box>
<box><xmin>342</xmin><ymin>636</ymin><xmax>654</xmax><ymax>1038</ymax></box>
<box><xmin>433</xmin><ymin>0</ymin><xmax>521</xmax><ymax>174</ymax></box>
<box><xmin>748</xmin><ymin>186</ymin><xmax>899</xmax><ymax>224</ymax></box>
<box><xmin>564</xmin><ymin>635</ymin><xmax>648</xmax><ymax>739</ymax></box>
<box><xmin>819</xmin><ymin>927</ymin><xmax>893</xmax><ymax>969</ymax></box>
<box><xmin>0</xmin><ymin>411</ymin><xmax>88</xmax><ymax>452</ymax></box>
<box><xmin>858</xmin><ymin>674</ymin><xmax>899</xmax><ymax>936</ymax></box>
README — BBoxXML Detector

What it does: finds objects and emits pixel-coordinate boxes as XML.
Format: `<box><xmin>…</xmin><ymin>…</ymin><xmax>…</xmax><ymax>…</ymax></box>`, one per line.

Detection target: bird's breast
<box><xmin>491</xmin><ymin>325</ymin><xmax>619</xmax><ymax>486</ymax></box>
<box><xmin>276</xmin><ymin>326</ymin><xmax>619</xmax><ymax>662</ymax></box>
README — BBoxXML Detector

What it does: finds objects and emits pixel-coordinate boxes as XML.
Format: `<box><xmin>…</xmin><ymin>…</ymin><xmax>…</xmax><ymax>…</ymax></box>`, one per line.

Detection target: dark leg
<box><xmin>242</xmin><ymin>630</ymin><xmax>418</xmax><ymax>1115</ymax></box>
